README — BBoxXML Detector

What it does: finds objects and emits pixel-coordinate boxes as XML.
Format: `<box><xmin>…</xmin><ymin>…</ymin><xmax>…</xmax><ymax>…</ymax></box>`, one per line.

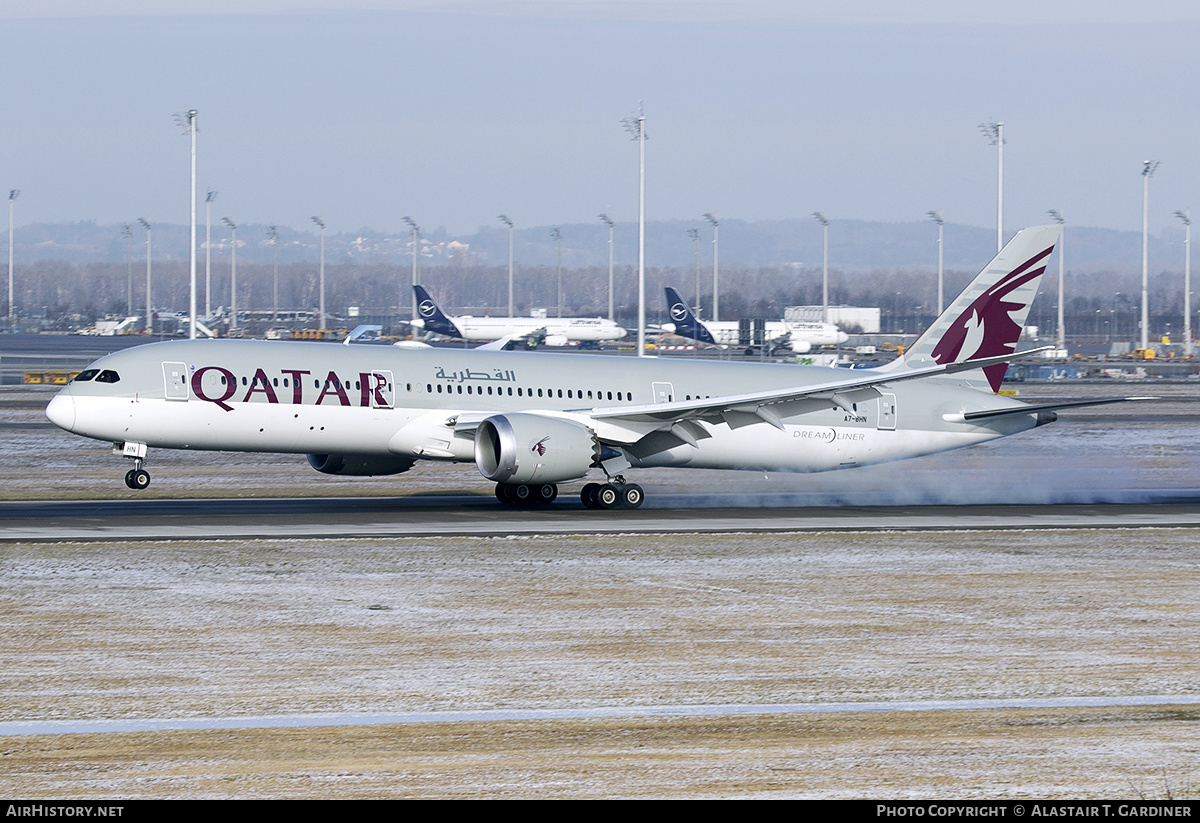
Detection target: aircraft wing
<box><xmin>475</xmin><ymin>333</ymin><xmax>523</xmax><ymax>351</ymax></box>
<box><xmin>515</xmin><ymin>326</ymin><xmax>548</xmax><ymax>344</ymax></box>
<box><xmin>765</xmin><ymin>328</ymin><xmax>794</xmax><ymax>349</ymax></box>
<box><xmin>588</xmin><ymin>349</ymin><xmax>1046</xmax><ymax>429</ymax></box>
<box><xmin>452</xmin><ymin>348</ymin><xmax>1056</xmax><ymax>443</ymax></box>
<box><xmin>573</xmin><ymin>349</ymin><xmax>1102</xmax><ymax>448</ymax></box>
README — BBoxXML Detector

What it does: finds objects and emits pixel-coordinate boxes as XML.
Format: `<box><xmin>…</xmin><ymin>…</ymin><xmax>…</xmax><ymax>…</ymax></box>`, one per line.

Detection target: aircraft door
<box><xmin>370</xmin><ymin>370</ymin><xmax>395</xmax><ymax>409</ymax></box>
<box><xmin>877</xmin><ymin>393</ymin><xmax>896</xmax><ymax>430</ymax></box>
<box><xmin>652</xmin><ymin>381</ymin><xmax>674</xmax><ymax>404</ymax></box>
<box><xmin>162</xmin><ymin>361</ymin><xmax>189</xmax><ymax>401</ymax></box>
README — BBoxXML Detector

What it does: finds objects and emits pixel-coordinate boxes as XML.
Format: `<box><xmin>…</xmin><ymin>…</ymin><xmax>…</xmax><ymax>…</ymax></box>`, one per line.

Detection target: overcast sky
<box><xmin>3</xmin><ymin>1</ymin><xmax>1200</xmax><ymax>238</ymax></box>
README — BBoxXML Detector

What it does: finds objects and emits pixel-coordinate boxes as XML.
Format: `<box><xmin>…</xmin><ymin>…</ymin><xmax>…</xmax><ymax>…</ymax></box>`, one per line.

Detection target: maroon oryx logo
<box><xmin>931</xmin><ymin>245</ymin><xmax>1053</xmax><ymax>392</ymax></box>
<box><xmin>531</xmin><ymin>436</ymin><xmax>550</xmax><ymax>456</ymax></box>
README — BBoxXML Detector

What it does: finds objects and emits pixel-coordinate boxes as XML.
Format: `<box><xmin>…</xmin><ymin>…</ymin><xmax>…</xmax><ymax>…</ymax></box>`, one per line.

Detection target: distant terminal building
<box><xmin>785</xmin><ymin>306</ymin><xmax>881</xmax><ymax>334</ymax></box>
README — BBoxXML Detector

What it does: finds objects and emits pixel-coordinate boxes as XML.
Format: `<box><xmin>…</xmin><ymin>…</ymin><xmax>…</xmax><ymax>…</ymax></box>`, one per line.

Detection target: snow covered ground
<box><xmin>0</xmin><ymin>529</ymin><xmax>1197</xmax><ymax>798</ymax></box>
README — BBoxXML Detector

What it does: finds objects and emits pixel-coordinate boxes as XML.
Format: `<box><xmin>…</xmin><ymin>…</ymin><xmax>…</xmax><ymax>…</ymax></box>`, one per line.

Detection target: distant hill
<box><xmin>6</xmin><ymin>218</ymin><xmax>1187</xmax><ymax>274</ymax></box>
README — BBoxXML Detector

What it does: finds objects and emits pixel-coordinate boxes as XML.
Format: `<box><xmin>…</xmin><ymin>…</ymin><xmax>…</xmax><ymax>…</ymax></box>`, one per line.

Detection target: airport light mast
<box><xmin>1176</xmin><ymin>208</ymin><xmax>1192</xmax><ymax>356</ymax></box>
<box><xmin>205</xmin><ymin>190</ymin><xmax>216</xmax><ymax>319</ymax></box>
<box><xmin>498</xmin><ymin>214</ymin><xmax>514</xmax><ymax>317</ymax></box>
<box><xmin>927</xmin><ymin>210</ymin><xmax>944</xmax><ymax>315</ymax></box>
<box><xmin>175</xmin><ymin>109</ymin><xmax>198</xmax><ymax>339</ymax></box>
<box><xmin>403</xmin><ymin>215</ymin><xmax>419</xmax><ymax>322</ymax></box>
<box><xmin>551</xmin><ymin>227</ymin><xmax>563</xmax><ymax>317</ymax></box>
<box><xmin>268</xmin><ymin>225</ymin><xmax>279</xmax><ymax>324</ymax></box>
<box><xmin>980</xmin><ymin>121</ymin><xmax>1004</xmax><ymax>251</ymax></box>
<box><xmin>703</xmin><ymin>212</ymin><xmax>718</xmax><ymax>322</ymax></box>
<box><xmin>623</xmin><ymin>104</ymin><xmax>647</xmax><ymax>357</ymax></box>
<box><xmin>599</xmin><ymin>213</ymin><xmax>614</xmax><ymax>321</ymax></box>
<box><xmin>222</xmin><ymin>217</ymin><xmax>237</xmax><ymax>331</ymax></box>
<box><xmin>311</xmin><ymin>216</ymin><xmax>326</xmax><ymax>331</ymax></box>
<box><xmin>6</xmin><ymin>189</ymin><xmax>17</xmax><ymax>326</ymax></box>
<box><xmin>123</xmin><ymin>224</ymin><xmax>133</xmax><ymax>317</ymax></box>
<box><xmin>688</xmin><ymin>228</ymin><xmax>701</xmax><ymax>319</ymax></box>
<box><xmin>1141</xmin><ymin>160</ymin><xmax>1159</xmax><ymax>352</ymax></box>
<box><xmin>1048</xmin><ymin>209</ymin><xmax>1065</xmax><ymax>352</ymax></box>
<box><xmin>138</xmin><ymin>218</ymin><xmax>152</xmax><ymax>335</ymax></box>
<box><xmin>813</xmin><ymin>212</ymin><xmax>830</xmax><ymax>323</ymax></box>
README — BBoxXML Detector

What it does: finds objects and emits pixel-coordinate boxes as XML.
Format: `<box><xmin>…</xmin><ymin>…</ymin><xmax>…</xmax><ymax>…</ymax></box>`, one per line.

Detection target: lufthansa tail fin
<box><xmin>895</xmin><ymin>224</ymin><xmax>1061</xmax><ymax>392</ymax></box>
<box><xmin>663</xmin><ymin>287</ymin><xmax>717</xmax><ymax>345</ymax></box>
<box><xmin>413</xmin><ymin>285</ymin><xmax>463</xmax><ymax>338</ymax></box>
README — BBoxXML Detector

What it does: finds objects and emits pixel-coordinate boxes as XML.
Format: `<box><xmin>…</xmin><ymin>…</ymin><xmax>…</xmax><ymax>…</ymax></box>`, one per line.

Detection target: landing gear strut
<box><xmin>117</xmin><ymin>442</ymin><xmax>151</xmax><ymax>491</ymax></box>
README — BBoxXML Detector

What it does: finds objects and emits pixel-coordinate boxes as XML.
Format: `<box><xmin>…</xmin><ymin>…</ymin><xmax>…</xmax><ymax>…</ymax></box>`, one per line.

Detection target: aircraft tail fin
<box><xmin>896</xmin><ymin>224</ymin><xmax>1061</xmax><ymax>392</ymax></box>
<box><xmin>664</xmin><ymin>287</ymin><xmax>717</xmax><ymax>345</ymax></box>
<box><xmin>413</xmin><ymin>285</ymin><xmax>462</xmax><ymax>337</ymax></box>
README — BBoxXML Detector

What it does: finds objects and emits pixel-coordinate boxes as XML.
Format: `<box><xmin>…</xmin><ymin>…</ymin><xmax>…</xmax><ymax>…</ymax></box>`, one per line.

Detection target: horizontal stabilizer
<box><xmin>943</xmin><ymin>396</ymin><xmax>1157</xmax><ymax>423</ymax></box>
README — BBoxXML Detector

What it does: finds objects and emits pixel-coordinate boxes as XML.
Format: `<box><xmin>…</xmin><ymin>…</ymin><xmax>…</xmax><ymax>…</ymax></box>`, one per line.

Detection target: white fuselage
<box><xmin>662</xmin><ymin>320</ymin><xmax>848</xmax><ymax>350</ymax></box>
<box><xmin>46</xmin><ymin>340</ymin><xmax>1039</xmax><ymax>482</ymax></box>
<box><xmin>417</xmin><ymin>315</ymin><xmax>626</xmax><ymax>343</ymax></box>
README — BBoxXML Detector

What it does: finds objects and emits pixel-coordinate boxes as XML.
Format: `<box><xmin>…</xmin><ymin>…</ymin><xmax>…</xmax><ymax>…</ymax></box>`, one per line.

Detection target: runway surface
<box><xmin>4</xmin><ymin>495</ymin><xmax>1200</xmax><ymax>541</ymax></box>
<box><xmin>5</xmin><ymin>694</ymin><xmax>1200</xmax><ymax>737</ymax></box>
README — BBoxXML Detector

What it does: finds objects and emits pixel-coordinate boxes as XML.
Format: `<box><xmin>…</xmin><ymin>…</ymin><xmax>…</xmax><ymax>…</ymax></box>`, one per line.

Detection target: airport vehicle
<box><xmin>46</xmin><ymin>225</ymin><xmax>1146</xmax><ymax>510</ymax></box>
<box><xmin>408</xmin><ymin>285</ymin><xmax>626</xmax><ymax>348</ymax></box>
<box><xmin>659</xmin><ymin>286</ymin><xmax>849</xmax><ymax>353</ymax></box>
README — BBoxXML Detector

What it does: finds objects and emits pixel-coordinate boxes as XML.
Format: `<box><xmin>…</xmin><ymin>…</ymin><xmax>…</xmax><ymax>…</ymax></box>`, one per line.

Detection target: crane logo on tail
<box><xmin>931</xmin><ymin>245</ymin><xmax>1054</xmax><ymax>392</ymax></box>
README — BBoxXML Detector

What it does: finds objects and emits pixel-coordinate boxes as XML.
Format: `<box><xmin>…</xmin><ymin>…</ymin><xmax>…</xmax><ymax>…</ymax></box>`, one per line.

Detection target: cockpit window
<box><xmin>73</xmin><ymin>369</ymin><xmax>99</xmax><ymax>383</ymax></box>
<box><xmin>94</xmin><ymin>370</ymin><xmax>121</xmax><ymax>384</ymax></box>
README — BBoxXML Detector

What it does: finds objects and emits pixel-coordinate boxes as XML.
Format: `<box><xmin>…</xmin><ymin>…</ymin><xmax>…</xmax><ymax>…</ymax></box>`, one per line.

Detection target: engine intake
<box><xmin>475</xmin><ymin>413</ymin><xmax>600</xmax><ymax>484</ymax></box>
<box><xmin>307</xmin><ymin>453</ymin><xmax>416</xmax><ymax>476</ymax></box>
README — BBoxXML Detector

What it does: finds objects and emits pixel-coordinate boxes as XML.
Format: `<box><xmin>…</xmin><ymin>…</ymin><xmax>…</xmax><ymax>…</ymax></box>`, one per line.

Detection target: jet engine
<box><xmin>307</xmin><ymin>453</ymin><xmax>417</xmax><ymax>476</ymax></box>
<box><xmin>474</xmin><ymin>413</ymin><xmax>600</xmax><ymax>485</ymax></box>
<box><xmin>542</xmin><ymin>334</ymin><xmax>568</xmax><ymax>347</ymax></box>
<box><xmin>789</xmin><ymin>339</ymin><xmax>812</xmax><ymax>354</ymax></box>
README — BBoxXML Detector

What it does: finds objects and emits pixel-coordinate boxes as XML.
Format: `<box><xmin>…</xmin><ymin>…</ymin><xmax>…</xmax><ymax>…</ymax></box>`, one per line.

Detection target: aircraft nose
<box><xmin>45</xmin><ymin>389</ymin><xmax>76</xmax><ymax>432</ymax></box>
<box><xmin>838</xmin><ymin>331</ymin><xmax>849</xmax><ymax>343</ymax></box>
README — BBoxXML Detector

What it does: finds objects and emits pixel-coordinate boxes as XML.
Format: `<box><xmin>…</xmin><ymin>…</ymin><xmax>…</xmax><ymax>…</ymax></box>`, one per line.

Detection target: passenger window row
<box><xmin>425</xmin><ymin>384</ymin><xmax>631</xmax><ymax>402</ymax></box>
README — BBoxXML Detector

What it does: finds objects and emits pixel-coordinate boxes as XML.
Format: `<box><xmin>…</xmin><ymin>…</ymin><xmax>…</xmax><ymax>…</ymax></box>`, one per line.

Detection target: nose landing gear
<box><xmin>124</xmin><ymin>464</ymin><xmax>151</xmax><ymax>490</ymax></box>
<box><xmin>118</xmin><ymin>442</ymin><xmax>151</xmax><ymax>490</ymax></box>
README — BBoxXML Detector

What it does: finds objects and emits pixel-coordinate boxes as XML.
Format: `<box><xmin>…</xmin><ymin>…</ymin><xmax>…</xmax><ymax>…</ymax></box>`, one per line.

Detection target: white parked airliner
<box><xmin>46</xmin><ymin>225</ymin><xmax>1147</xmax><ymax>510</ymax></box>
<box><xmin>408</xmin><ymin>285</ymin><xmax>625</xmax><ymax>348</ymax></box>
<box><xmin>659</xmin><ymin>286</ymin><xmax>849</xmax><ymax>353</ymax></box>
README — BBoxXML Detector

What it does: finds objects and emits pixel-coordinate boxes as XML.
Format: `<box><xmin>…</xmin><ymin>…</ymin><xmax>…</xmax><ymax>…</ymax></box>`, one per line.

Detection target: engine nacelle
<box><xmin>474</xmin><ymin>413</ymin><xmax>600</xmax><ymax>484</ymax></box>
<box><xmin>542</xmin><ymin>334</ymin><xmax>568</xmax><ymax>347</ymax></box>
<box><xmin>307</xmin><ymin>453</ymin><xmax>416</xmax><ymax>476</ymax></box>
<box><xmin>789</xmin><ymin>339</ymin><xmax>812</xmax><ymax>354</ymax></box>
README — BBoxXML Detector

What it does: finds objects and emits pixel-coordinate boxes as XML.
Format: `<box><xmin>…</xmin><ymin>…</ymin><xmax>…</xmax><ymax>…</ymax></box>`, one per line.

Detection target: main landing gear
<box><xmin>580</xmin><ymin>477</ymin><xmax>643</xmax><ymax>510</ymax></box>
<box><xmin>494</xmin><ymin>477</ymin><xmax>645</xmax><ymax>509</ymax></box>
<box><xmin>495</xmin><ymin>481</ymin><xmax>558</xmax><ymax>506</ymax></box>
